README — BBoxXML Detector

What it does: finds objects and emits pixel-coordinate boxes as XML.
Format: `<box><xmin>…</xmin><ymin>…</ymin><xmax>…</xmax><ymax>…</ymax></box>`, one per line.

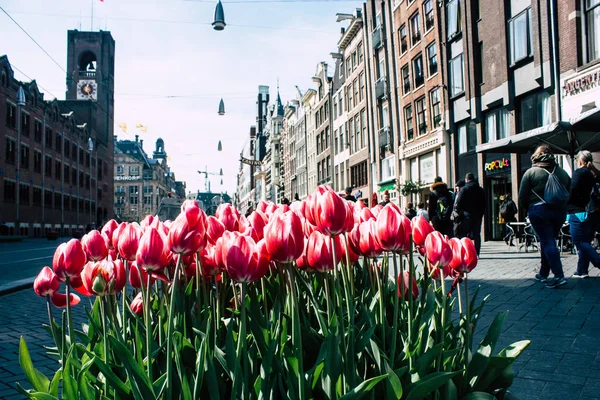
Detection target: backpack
<box><xmin>533</xmin><ymin>167</ymin><xmax>570</xmax><ymax>206</ymax></box>
<box><xmin>499</xmin><ymin>202</ymin><xmax>509</xmax><ymax>217</ymax></box>
<box><xmin>436</xmin><ymin>194</ymin><xmax>453</xmax><ymax>221</ymax></box>
<box><xmin>586</xmin><ymin>181</ymin><xmax>600</xmax><ymax>214</ymax></box>
<box><xmin>499</xmin><ymin>200</ymin><xmax>515</xmax><ymax>218</ymax></box>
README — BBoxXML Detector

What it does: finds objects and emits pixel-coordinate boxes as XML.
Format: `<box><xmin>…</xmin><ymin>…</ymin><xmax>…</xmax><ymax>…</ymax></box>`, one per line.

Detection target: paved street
<box><xmin>0</xmin><ymin>238</ymin><xmax>70</xmax><ymax>294</ymax></box>
<box><xmin>0</xmin><ymin>241</ymin><xmax>599</xmax><ymax>399</ymax></box>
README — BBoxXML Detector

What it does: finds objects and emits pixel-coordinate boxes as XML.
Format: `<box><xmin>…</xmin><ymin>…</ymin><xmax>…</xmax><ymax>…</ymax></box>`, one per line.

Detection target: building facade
<box><xmin>0</xmin><ymin>29</ymin><xmax>115</xmax><ymax>237</ymax></box>
<box><xmin>114</xmin><ymin>136</ymin><xmax>183</xmax><ymax>222</ymax></box>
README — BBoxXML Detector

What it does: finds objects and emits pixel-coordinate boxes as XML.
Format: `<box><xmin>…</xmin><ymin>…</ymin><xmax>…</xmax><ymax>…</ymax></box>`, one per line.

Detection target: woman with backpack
<box><xmin>568</xmin><ymin>150</ymin><xmax>600</xmax><ymax>278</ymax></box>
<box><xmin>500</xmin><ymin>194</ymin><xmax>518</xmax><ymax>245</ymax></box>
<box><xmin>518</xmin><ymin>145</ymin><xmax>571</xmax><ymax>288</ymax></box>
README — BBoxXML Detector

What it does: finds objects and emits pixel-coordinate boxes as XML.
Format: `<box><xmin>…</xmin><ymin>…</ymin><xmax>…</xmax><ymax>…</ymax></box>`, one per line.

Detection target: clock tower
<box><xmin>65</xmin><ymin>30</ymin><xmax>115</xmax><ymax>146</ymax></box>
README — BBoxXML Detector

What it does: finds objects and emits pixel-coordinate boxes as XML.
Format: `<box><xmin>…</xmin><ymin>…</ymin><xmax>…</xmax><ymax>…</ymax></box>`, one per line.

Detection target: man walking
<box><xmin>454</xmin><ymin>173</ymin><xmax>486</xmax><ymax>254</ymax></box>
<box><xmin>428</xmin><ymin>176</ymin><xmax>454</xmax><ymax>237</ymax></box>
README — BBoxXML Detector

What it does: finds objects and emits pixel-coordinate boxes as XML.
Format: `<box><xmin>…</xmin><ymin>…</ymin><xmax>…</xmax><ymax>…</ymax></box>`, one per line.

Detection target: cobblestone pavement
<box><xmin>0</xmin><ymin>242</ymin><xmax>599</xmax><ymax>399</ymax></box>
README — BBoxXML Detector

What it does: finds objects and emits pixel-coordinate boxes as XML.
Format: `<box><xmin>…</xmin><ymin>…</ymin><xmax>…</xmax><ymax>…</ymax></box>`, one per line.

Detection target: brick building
<box><xmin>0</xmin><ymin>30</ymin><xmax>115</xmax><ymax>237</ymax></box>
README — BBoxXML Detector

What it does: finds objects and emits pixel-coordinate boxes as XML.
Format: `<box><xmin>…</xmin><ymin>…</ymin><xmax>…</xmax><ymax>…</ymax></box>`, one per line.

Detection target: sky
<box><xmin>0</xmin><ymin>0</ymin><xmax>362</xmax><ymax>195</ymax></box>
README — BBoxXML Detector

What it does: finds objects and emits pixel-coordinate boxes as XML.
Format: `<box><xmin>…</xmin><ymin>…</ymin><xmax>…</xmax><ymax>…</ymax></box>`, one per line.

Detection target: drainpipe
<box><xmin>549</xmin><ymin>0</ymin><xmax>561</xmax><ymax>122</ymax></box>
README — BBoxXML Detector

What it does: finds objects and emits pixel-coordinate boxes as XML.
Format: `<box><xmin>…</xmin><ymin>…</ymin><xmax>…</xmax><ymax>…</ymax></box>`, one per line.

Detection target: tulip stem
<box><xmin>241</xmin><ymin>282</ymin><xmax>249</xmax><ymax>400</ymax></box>
<box><xmin>146</xmin><ymin>268</ymin><xmax>153</xmax><ymax>382</ymax></box>
<box><xmin>391</xmin><ymin>253</ymin><xmax>400</xmax><ymax>366</ymax></box>
<box><xmin>464</xmin><ymin>273</ymin><xmax>471</xmax><ymax>367</ymax></box>
<box><xmin>99</xmin><ymin>297</ymin><xmax>109</xmax><ymax>396</ymax></box>
<box><xmin>408</xmin><ymin>241</ymin><xmax>416</xmax><ymax>371</ymax></box>
<box><xmin>438</xmin><ymin>268</ymin><xmax>447</xmax><ymax>372</ymax></box>
<box><xmin>374</xmin><ymin>265</ymin><xmax>385</xmax><ymax>351</ymax></box>
<box><xmin>46</xmin><ymin>297</ymin><xmax>61</xmax><ymax>359</ymax></box>
<box><xmin>216</xmin><ymin>275</ymin><xmax>222</xmax><ymax>329</ymax></box>
<box><xmin>286</xmin><ymin>264</ymin><xmax>306</xmax><ymax>400</ymax></box>
<box><xmin>65</xmin><ymin>278</ymin><xmax>75</xmax><ymax>344</ymax></box>
<box><xmin>342</xmin><ymin>234</ymin><xmax>354</xmax><ymax>296</ymax></box>
<box><xmin>165</xmin><ymin>256</ymin><xmax>182</xmax><ymax>400</ymax></box>
<box><xmin>456</xmin><ymin>275</ymin><xmax>463</xmax><ymax>316</ymax></box>
<box><xmin>122</xmin><ymin>260</ymin><xmax>128</xmax><ymax>341</ymax></box>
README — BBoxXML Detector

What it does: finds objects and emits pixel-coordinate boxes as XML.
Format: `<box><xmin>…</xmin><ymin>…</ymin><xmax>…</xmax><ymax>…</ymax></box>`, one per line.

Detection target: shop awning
<box><xmin>476</xmin><ymin>109</ymin><xmax>600</xmax><ymax>156</ymax></box>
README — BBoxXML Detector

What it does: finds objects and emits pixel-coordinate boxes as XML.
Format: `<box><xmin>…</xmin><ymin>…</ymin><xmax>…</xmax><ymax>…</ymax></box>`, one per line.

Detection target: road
<box><xmin>0</xmin><ymin>241</ymin><xmax>599</xmax><ymax>399</ymax></box>
<box><xmin>0</xmin><ymin>238</ymin><xmax>69</xmax><ymax>293</ymax></box>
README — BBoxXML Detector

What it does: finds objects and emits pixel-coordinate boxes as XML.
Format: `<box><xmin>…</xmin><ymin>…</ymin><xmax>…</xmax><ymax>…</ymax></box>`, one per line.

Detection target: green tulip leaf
<box><xmin>467</xmin><ymin>312</ymin><xmax>508</xmax><ymax>388</ymax></box>
<box><xmin>339</xmin><ymin>374</ymin><xmax>388</xmax><ymax>400</ymax></box>
<box><xmin>460</xmin><ymin>391</ymin><xmax>497</xmax><ymax>399</ymax></box>
<box><xmin>108</xmin><ymin>336</ymin><xmax>156</xmax><ymax>399</ymax></box>
<box><xmin>48</xmin><ymin>369</ymin><xmax>62</xmax><ymax>398</ymax></box>
<box><xmin>405</xmin><ymin>371</ymin><xmax>461</xmax><ymax>400</ymax></box>
<box><xmin>18</xmin><ymin>337</ymin><xmax>50</xmax><ymax>393</ymax></box>
<box><xmin>63</xmin><ymin>347</ymin><xmax>78</xmax><ymax>400</ymax></box>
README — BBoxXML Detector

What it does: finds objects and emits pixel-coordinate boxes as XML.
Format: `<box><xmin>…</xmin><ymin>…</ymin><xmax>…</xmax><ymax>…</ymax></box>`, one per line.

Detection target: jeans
<box><xmin>528</xmin><ymin>204</ymin><xmax>567</xmax><ymax>279</ymax></box>
<box><xmin>568</xmin><ymin>212</ymin><xmax>600</xmax><ymax>274</ymax></box>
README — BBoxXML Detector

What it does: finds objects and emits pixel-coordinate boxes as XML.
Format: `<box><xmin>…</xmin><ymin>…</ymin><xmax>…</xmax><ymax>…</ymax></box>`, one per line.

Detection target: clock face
<box><xmin>77</xmin><ymin>80</ymin><xmax>98</xmax><ymax>100</ymax></box>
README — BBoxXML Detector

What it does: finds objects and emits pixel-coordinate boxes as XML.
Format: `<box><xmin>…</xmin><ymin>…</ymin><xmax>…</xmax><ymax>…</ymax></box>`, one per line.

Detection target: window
<box><xmin>338</xmin><ymin>93</ymin><xmax>343</xmax><ymax>115</ymax></box>
<box><xmin>71</xmin><ymin>197</ymin><xmax>77</xmax><ymax>211</ymax></box>
<box><xmin>20</xmin><ymin>184</ymin><xmax>30</xmax><ymax>205</ymax></box>
<box><xmin>354</xmin><ymin>116</ymin><xmax>360</xmax><ymax>151</ymax></box>
<box><xmin>72</xmin><ymin>143</ymin><xmax>78</xmax><ymax>162</ymax></box>
<box><xmin>381</xmin><ymin>156</ymin><xmax>396</xmax><ymax>181</ymax></box>
<box><xmin>129</xmin><ymin>166</ymin><xmax>140</xmax><ymax>176</ymax></box>
<box><xmin>339</xmin><ymin>61</ymin><xmax>344</xmax><ymax>79</ymax></box>
<box><xmin>85</xmin><ymin>174</ymin><xmax>90</xmax><ymax>189</ymax></box>
<box><xmin>352</xmin><ymin>51</ymin><xmax>357</xmax><ymax>71</ymax></box>
<box><xmin>358</xmin><ymin>42</ymin><xmax>364</xmax><ymax>64</ymax></box>
<box><xmin>416</xmin><ymin>97</ymin><xmax>427</xmax><ymax>135</ymax></box>
<box><xmin>45</xmin><ymin>127</ymin><xmax>52</xmax><ymax>148</ymax></box>
<box><xmin>586</xmin><ymin>0</ymin><xmax>600</xmax><ymax>62</ymax></box>
<box><xmin>55</xmin><ymin>133</ymin><xmax>62</xmax><ymax>153</ymax></box>
<box><xmin>509</xmin><ymin>8</ymin><xmax>532</xmax><ymax>64</ymax></box>
<box><xmin>424</xmin><ymin>0</ymin><xmax>434</xmax><ymax>31</ymax></box>
<box><xmin>353</xmin><ymin>79</ymin><xmax>359</xmax><ymax>107</ymax></box>
<box><xmin>519</xmin><ymin>91</ymin><xmax>551</xmax><ymax>133</ymax></box>
<box><xmin>447</xmin><ymin>0</ymin><xmax>461</xmax><ymax>39</ymax></box>
<box><xmin>346</xmin><ymin>57</ymin><xmax>352</xmax><ymax>77</ymax></box>
<box><xmin>399</xmin><ymin>25</ymin><xmax>408</xmax><ymax>53</ymax></box>
<box><xmin>64</xmin><ymin>165</ymin><xmax>70</xmax><ymax>183</ymax></box>
<box><xmin>130</xmin><ymin>185</ymin><xmax>139</xmax><ymax>195</ymax></box>
<box><xmin>457</xmin><ymin>123</ymin><xmax>477</xmax><ymax>154</ymax></box>
<box><xmin>361</xmin><ymin>109</ymin><xmax>367</xmax><ymax>148</ymax></box>
<box><xmin>427</xmin><ymin>43</ymin><xmax>438</xmax><ymax>76</ymax></box>
<box><xmin>64</xmin><ymin>195</ymin><xmax>70</xmax><ymax>211</ymax></box>
<box><xmin>410</xmin><ymin>13</ymin><xmax>421</xmax><ymax>46</ymax></box>
<box><xmin>405</xmin><ymin>105</ymin><xmax>414</xmax><ymax>141</ymax></box>
<box><xmin>4</xmin><ymin>180</ymin><xmax>16</xmax><ymax>202</ymax></box>
<box><xmin>72</xmin><ymin>168</ymin><xmax>78</xmax><ymax>185</ymax></box>
<box><xmin>34</xmin><ymin>151</ymin><xmax>42</xmax><ymax>173</ymax></box>
<box><xmin>54</xmin><ymin>193</ymin><xmax>62</xmax><ymax>210</ymax></box>
<box><xmin>33</xmin><ymin>187</ymin><xmax>42</xmax><ymax>206</ymax></box>
<box><xmin>21</xmin><ymin>145</ymin><xmax>30</xmax><ymax>169</ymax></box>
<box><xmin>55</xmin><ymin>160</ymin><xmax>62</xmax><ymax>180</ymax></box>
<box><xmin>34</xmin><ymin>120</ymin><xmax>42</xmax><ymax>142</ymax></box>
<box><xmin>402</xmin><ymin>65</ymin><xmax>410</xmax><ymax>94</ymax></box>
<box><xmin>21</xmin><ymin>114</ymin><xmax>30</xmax><ymax>137</ymax></box>
<box><xmin>347</xmin><ymin>85</ymin><xmax>353</xmax><ymax>110</ymax></box>
<box><xmin>44</xmin><ymin>190</ymin><xmax>53</xmax><ymax>208</ymax></box>
<box><xmin>413</xmin><ymin>55</ymin><xmax>424</xmax><ymax>88</ymax></box>
<box><xmin>333</xmin><ymin>97</ymin><xmax>338</xmax><ymax>120</ymax></box>
<box><xmin>6</xmin><ymin>103</ymin><xmax>16</xmax><ymax>128</ymax></box>
<box><xmin>64</xmin><ymin>140</ymin><xmax>70</xmax><ymax>158</ymax></box>
<box><xmin>116</xmin><ymin>185</ymin><xmax>125</xmax><ymax>194</ymax></box>
<box><xmin>430</xmin><ymin>88</ymin><xmax>442</xmax><ymax>128</ymax></box>
<box><xmin>116</xmin><ymin>165</ymin><xmax>125</xmax><ymax>176</ymax></box>
<box><xmin>45</xmin><ymin>156</ymin><xmax>52</xmax><ymax>177</ymax></box>
<box><xmin>484</xmin><ymin>108</ymin><xmax>509</xmax><ymax>143</ymax></box>
<box><xmin>85</xmin><ymin>153</ymin><xmax>90</xmax><ymax>167</ymax></box>
<box><xmin>350</xmin><ymin>161</ymin><xmax>368</xmax><ymax>188</ymax></box>
<box><xmin>359</xmin><ymin>72</ymin><xmax>365</xmax><ymax>101</ymax></box>
<box><xmin>5</xmin><ymin>138</ymin><xmax>16</xmax><ymax>164</ymax></box>
<box><xmin>449</xmin><ymin>54</ymin><xmax>464</xmax><ymax>97</ymax></box>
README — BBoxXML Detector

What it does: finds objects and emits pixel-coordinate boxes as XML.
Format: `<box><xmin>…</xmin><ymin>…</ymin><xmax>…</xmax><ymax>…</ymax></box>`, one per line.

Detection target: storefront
<box><xmin>483</xmin><ymin>153</ymin><xmax>512</xmax><ymax>240</ymax></box>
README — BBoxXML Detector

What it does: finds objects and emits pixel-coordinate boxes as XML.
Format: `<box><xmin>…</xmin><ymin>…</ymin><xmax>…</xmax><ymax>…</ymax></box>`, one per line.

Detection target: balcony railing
<box><xmin>375</xmin><ymin>77</ymin><xmax>387</xmax><ymax>99</ymax></box>
<box><xmin>78</xmin><ymin>70</ymin><xmax>96</xmax><ymax>79</ymax></box>
<box><xmin>378</xmin><ymin>127</ymin><xmax>392</xmax><ymax>148</ymax></box>
<box><xmin>372</xmin><ymin>26</ymin><xmax>383</xmax><ymax>50</ymax></box>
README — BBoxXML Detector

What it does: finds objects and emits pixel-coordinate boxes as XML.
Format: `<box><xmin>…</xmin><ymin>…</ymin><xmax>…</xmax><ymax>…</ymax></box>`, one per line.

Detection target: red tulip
<box><xmin>357</xmin><ymin>207</ymin><xmax>375</xmax><ymax>223</ymax></box>
<box><xmin>256</xmin><ymin>200</ymin><xmax>269</xmax><ymax>214</ymax></box>
<box><xmin>198</xmin><ymin>246</ymin><xmax>221</xmax><ymax>276</ymax></box>
<box><xmin>425</xmin><ymin>232</ymin><xmax>453</xmax><ymax>268</ymax></box>
<box><xmin>168</xmin><ymin>202</ymin><xmax>207</xmax><ymax>255</ymax></box>
<box><xmin>206</xmin><ymin>216</ymin><xmax>226</xmax><ymax>245</ymax></box>
<box><xmin>449</xmin><ymin>238</ymin><xmax>478</xmax><ymax>274</ymax></box>
<box><xmin>412</xmin><ymin>216</ymin><xmax>434</xmax><ymax>248</ymax></box>
<box><xmin>137</xmin><ymin>227</ymin><xmax>169</xmax><ymax>272</ymax></box>
<box><xmin>295</xmin><ymin>238</ymin><xmax>309</xmax><ymax>269</ymax></box>
<box><xmin>247</xmin><ymin>211</ymin><xmax>268</xmax><ymax>241</ymax></box>
<box><xmin>306</xmin><ymin>230</ymin><xmax>336</xmax><ymax>272</ymax></box>
<box><xmin>130</xmin><ymin>292</ymin><xmax>144</xmax><ymax>316</ymax></box>
<box><xmin>48</xmin><ymin>292</ymin><xmax>81</xmax><ymax>308</ymax></box>
<box><xmin>118</xmin><ymin>223</ymin><xmax>142</xmax><ymax>261</ymax></box>
<box><xmin>34</xmin><ymin>267</ymin><xmax>60</xmax><ymax>297</ymax></box>
<box><xmin>81</xmin><ymin>230</ymin><xmax>108</xmax><ymax>261</ymax></box>
<box><xmin>101</xmin><ymin>219</ymin><xmax>119</xmax><ymax>249</ymax></box>
<box><xmin>398</xmin><ymin>270</ymin><xmax>419</xmax><ymax>300</ymax></box>
<box><xmin>215</xmin><ymin>203</ymin><xmax>241</xmax><ymax>232</ymax></box>
<box><xmin>314</xmin><ymin>186</ymin><xmax>349</xmax><ymax>236</ymax></box>
<box><xmin>225</xmin><ymin>236</ymin><xmax>270</xmax><ymax>282</ymax></box>
<box><xmin>370</xmin><ymin>204</ymin><xmax>383</xmax><ymax>218</ymax></box>
<box><xmin>140</xmin><ymin>215</ymin><xmax>156</xmax><ymax>229</ymax></box>
<box><xmin>129</xmin><ymin>261</ymin><xmax>154</xmax><ymax>288</ymax></box>
<box><xmin>375</xmin><ymin>205</ymin><xmax>411</xmax><ymax>253</ymax></box>
<box><xmin>264</xmin><ymin>210</ymin><xmax>304</xmax><ymax>263</ymax></box>
<box><xmin>349</xmin><ymin>220</ymin><xmax>384</xmax><ymax>258</ymax></box>
<box><xmin>215</xmin><ymin>231</ymin><xmax>241</xmax><ymax>269</ymax></box>
<box><xmin>81</xmin><ymin>258</ymin><xmax>126</xmax><ymax>296</ymax></box>
<box><xmin>53</xmin><ymin>239</ymin><xmax>87</xmax><ymax>281</ymax></box>
<box><xmin>335</xmin><ymin>235</ymin><xmax>359</xmax><ymax>265</ymax></box>
<box><xmin>111</xmin><ymin>222</ymin><xmax>127</xmax><ymax>252</ymax></box>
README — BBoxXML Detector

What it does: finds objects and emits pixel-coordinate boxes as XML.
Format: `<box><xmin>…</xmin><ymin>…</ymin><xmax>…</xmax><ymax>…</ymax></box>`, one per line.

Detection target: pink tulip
<box><xmin>81</xmin><ymin>258</ymin><xmax>126</xmax><ymax>296</ymax></box>
<box><xmin>375</xmin><ymin>205</ymin><xmax>411</xmax><ymax>253</ymax></box>
<box><xmin>449</xmin><ymin>237</ymin><xmax>478</xmax><ymax>274</ymax></box>
<box><xmin>425</xmin><ymin>231</ymin><xmax>453</xmax><ymax>268</ymax></box>
<box><xmin>225</xmin><ymin>236</ymin><xmax>270</xmax><ymax>282</ymax></box>
<box><xmin>264</xmin><ymin>210</ymin><xmax>304</xmax><ymax>263</ymax></box>
<box><xmin>412</xmin><ymin>216</ymin><xmax>434</xmax><ymax>248</ymax></box>
<box><xmin>34</xmin><ymin>266</ymin><xmax>60</xmax><ymax>297</ymax></box>
<box><xmin>118</xmin><ymin>223</ymin><xmax>142</xmax><ymax>261</ymax></box>
<box><xmin>130</xmin><ymin>292</ymin><xmax>144</xmax><ymax>316</ymax></box>
<box><xmin>349</xmin><ymin>220</ymin><xmax>384</xmax><ymax>258</ymax></box>
<box><xmin>206</xmin><ymin>216</ymin><xmax>226</xmax><ymax>245</ymax></box>
<box><xmin>313</xmin><ymin>186</ymin><xmax>349</xmax><ymax>236</ymax></box>
<box><xmin>398</xmin><ymin>270</ymin><xmax>419</xmax><ymax>300</ymax></box>
<box><xmin>111</xmin><ymin>222</ymin><xmax>127</xmax><ymax>252</ymax></box>
<box><xmin>53</xmin><ymin>239</ymin><xmax>87</xmax><ymax>281</ymax></box>
<box><xmin>247</xmin><ymin>211</ymin><xmax>268</xmax><ymax>241</ymax></box>
<box><xmin>101</xmin><ymin>220</ymin><xmax>119</xmax><ymax>249</ymax></box>
<box><xmin>215</xmin><ymin>203</ymin><xmax>241</xmax><ymax>232</ymax></box>
<box><xmin>81</xmin><ymin>230</ymin><xmax>108</xmax><ymax>261</ymax></box>
<box><xmin>306</xmin><ymin>230</ymin><xmax>336</xmax><ymax>272</ymax></box>
<box><xmin>168</xmin><ymin>202</ymin><xmax>207</xmax><ymax>255</ymax></box>
<box><xmin>137</xmin><ymin>227</ymin><xmax>169</xmax><ymax>271</ymax></box>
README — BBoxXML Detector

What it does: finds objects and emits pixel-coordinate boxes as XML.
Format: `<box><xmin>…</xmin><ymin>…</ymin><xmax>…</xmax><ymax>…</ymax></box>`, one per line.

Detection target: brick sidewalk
<box><xmin>0</xmin><ymin>242</ymin><xmax>598</xmax><ymax>399</ymax></box>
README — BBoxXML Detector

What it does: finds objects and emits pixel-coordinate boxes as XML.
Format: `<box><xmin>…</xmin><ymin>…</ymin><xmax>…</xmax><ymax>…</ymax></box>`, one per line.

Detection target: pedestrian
<box><xmin>417</xmin><ymin>202</ymin><xmax>429</xmax><ymax>221</ymax></box>
<box><xmin>379</xmin><ymin>190</ymin><xmax>391</xmax><ymax>206</ymax></box>
<box><xmin>518</xmin><ymin>145</ymin><xmax>571</xmax><ymax>288</ymax></box>
<box><xmin>294</xmin><ymin>193</ymin><xmax>300</xmax><ymax>202</ymax></box>
<box><xmin>282</xmin><ymin>198</ymin><xmax>291</xmax><ymax>206</ymax></box>
<box><xmin>344</xmin><ymin>186</ymin><xmax>357</xmax><ymax>202</ymax></box>
<box><xmin>500</xmin><ymin>194</ymin><xmax>518</xmax><ymax>245</ymax></box>
<box><xmin>453</xmin><ymin>173</ymin><xmax>486</xmax><ymax>255</ymax></box>
<box><xmin>405</xmin><ymin>202</ymin><xmax>417</xmax><ymax>220</ymax></box>
<box><xmin>428</xmin><ymin>176</ymin><xmax>454</xmax><ymax>236</ymax></box>
<box><xmin>568</xmin><ymin>150</ymin><xmax>600</xmax><ymax>278</ymax></box>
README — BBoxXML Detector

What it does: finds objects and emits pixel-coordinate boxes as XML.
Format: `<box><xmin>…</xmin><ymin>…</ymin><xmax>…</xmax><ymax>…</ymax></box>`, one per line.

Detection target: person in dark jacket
<box><xmin>405</xmin><ymin>203</ymin><xmax>417</xmax><ymax>220</ymax></box>
<box><xmin>518</xmin><ymin>145</ymin><xmax>571</xmax><ymax>288</ymax></box>
<box><xmin>428</xmin><ymin>177</ymin><xmax>454</xmax><ymax>237</ymax></box>
<box><xmin>453</xmin><ymin>173</ymin><xmax>486</xmax><ymax>255</ymax></box>
<box><xmin>344</xmin><ymin>187</ymin><xmax>357</xmax><ymax>202</ymax></box>
<box><xmin>568</xmin><ymin>150</ymin><xmax>600</xmax><ymax>278</ymax></box>
<box><xmin>500</xmin><ymin>194</ymin><xmax>518</xmax><ymax>245</ymax></box>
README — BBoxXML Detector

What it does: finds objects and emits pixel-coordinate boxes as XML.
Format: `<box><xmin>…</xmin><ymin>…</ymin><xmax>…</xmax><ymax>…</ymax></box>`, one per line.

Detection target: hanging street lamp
<box><xmin>218</xmin><ymin>98</ymin><xmax>225</xmax><ymax>115</ymax></box>
<box><xmin>213</xmin><ymin>1</ymin><xmax>226</xmax><ymax>31</ymax></box>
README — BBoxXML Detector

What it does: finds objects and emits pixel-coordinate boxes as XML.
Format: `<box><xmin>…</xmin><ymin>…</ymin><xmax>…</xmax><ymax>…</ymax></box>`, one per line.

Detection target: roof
<box><xmin>276</xmin><ymin>92</ymin><xmax>284</xmax><ymax>117</ymax></box>
<box><xmin>115</xmin><ymin>140</ymin><xmax>151</xmax><ymax>167</ymax></box>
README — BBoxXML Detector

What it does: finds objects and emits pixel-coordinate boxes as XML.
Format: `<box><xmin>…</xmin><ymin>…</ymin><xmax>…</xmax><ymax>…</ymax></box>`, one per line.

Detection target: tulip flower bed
<box><xmin>20</xmin><ymin>186</ymin><xmax>529</xmax><ymax>400</ymax></box>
